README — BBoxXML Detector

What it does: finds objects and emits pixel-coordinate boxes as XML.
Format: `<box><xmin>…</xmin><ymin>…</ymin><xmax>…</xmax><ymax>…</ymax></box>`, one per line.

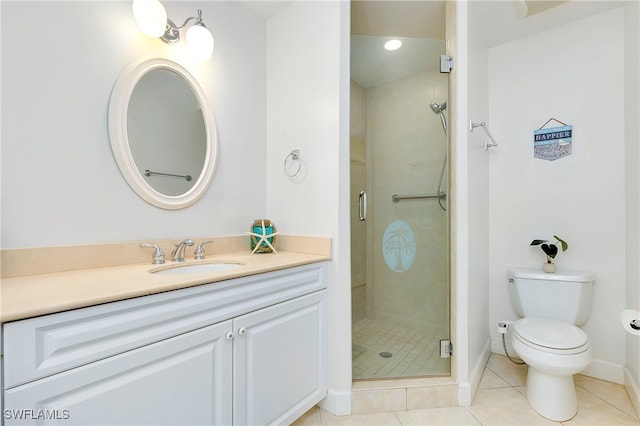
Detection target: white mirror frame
<box><xmin>108</xmin><ymin>57</ymin><xmax>217</xmax><ymax>209</ymax></box>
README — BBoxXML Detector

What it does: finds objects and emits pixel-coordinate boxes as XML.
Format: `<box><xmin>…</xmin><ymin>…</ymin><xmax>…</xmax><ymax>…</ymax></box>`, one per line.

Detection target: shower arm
<box><xmin>469</xmin><ymin>121</ymin><xmax>499</xmax><ymax>150</ymax></box>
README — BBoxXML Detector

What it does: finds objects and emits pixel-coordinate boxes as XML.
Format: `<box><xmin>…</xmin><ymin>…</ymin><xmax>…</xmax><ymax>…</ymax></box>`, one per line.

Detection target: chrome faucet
<box><xmin>172</xmin><ymin>239</ymin><xmax>195</xmax><ymax>262</ymax></box>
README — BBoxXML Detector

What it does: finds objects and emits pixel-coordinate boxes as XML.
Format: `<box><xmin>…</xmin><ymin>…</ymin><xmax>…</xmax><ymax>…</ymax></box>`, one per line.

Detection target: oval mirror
<box><xmin>108</xmin><ymin>57</ymin><xmax>217</xmax><ymax>209</ymax></box>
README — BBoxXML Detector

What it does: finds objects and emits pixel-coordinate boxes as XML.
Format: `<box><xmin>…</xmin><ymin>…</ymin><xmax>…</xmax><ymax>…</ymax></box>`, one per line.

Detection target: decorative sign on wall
<box><xmin>382</xmin><ymin>220</ymin><xmax>416</xmax><ymax>273</ymax></box>
<box><xmin>534</xmin><ymin>118</ymin><xmax>572</xmax><ymax>161</ymax></box>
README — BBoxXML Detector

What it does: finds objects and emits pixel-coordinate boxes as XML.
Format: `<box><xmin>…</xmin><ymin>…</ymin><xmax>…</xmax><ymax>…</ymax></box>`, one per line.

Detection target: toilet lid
<box><xmin>513</xmin><ymin>318</ymin><xmax>588</xmax><ymax>350</ymax></box>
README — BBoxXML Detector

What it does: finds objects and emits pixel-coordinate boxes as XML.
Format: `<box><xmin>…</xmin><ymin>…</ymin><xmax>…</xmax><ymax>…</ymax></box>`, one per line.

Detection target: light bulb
<box><xmin>132</xmin><ymin>0</ymin><xmax>167</xmax><ymax>38</ymax></box>
<box><xmin>384</xmin><ymin>39</ymin><xmax>402</xmax><ymax>51</ymax></box>
<box><xmin>186</xmin><ymin>24</ymin><xmax>214</xmax><ymax>61</ymax></box>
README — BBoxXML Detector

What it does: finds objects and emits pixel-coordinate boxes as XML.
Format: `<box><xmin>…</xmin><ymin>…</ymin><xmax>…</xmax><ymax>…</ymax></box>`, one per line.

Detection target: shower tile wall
<box><xmin>366</xmin><ymin>70</ymin><xmax>449</xmax><ymax>336</ymax></box>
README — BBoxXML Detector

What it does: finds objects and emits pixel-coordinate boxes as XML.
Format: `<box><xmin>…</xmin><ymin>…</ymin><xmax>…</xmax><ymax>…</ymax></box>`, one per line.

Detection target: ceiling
<box><xmin>350</xmin><ymin>1</ymin><xmax>446</xmax><ymax>88</ymax></box>
<box><xmin>351</xmin><ymin>35</ymin><xmax>444</xmax><ymax>89</ymax></box>
<box><xmin>351</xmin><ymin>0</ymin><xmax>445</xmax><ymax>39</ymax></box>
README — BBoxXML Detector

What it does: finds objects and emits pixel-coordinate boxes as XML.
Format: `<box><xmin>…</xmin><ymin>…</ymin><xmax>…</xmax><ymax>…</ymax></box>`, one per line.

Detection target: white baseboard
<box><xmin>471</xmin><ymin>338</ymin><xmax>492</xmax><ymax>393</ymax></box>
<box><xmin>458</xmin><ymin>337</ymin><xmax>491</xmax><ymax>406</ymax></box>
<box><xmin>624</xmin><ymin>366</ymin><xmax>640</xmax><ymax>418</ymax></box>
<box><xmin>458</xmin><ymin>381</ymin><xmax>471</xmax><ymax>407</ymax></box>
<box><xmin>582</xmin><ymin>359</ymin><xmax>624</xmax><ymax>384</ymax></box>
<box><xmin>491</xmin><ymin>335</ymin><xmax>624</xmax><ymax>384</ymax></box>
<box><xmin>319</xmin><ymin>388</ymin><xmax>351</xmax><ymax>416</ymax></box>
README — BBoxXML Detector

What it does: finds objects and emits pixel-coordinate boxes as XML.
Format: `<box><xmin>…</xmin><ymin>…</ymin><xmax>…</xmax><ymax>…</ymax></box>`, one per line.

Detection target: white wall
<box><xmin>454</xmin><ymin>0</ymin><xmax>492</xmax><ymax>405</ymax></box>
<box><xmin>465</xmin><ymin>2</ymin><xmax>492</xmax><ymax>403</ymax></box>
<box><xmin>265</xmin><ymin>0</ymin><xmax>352</xmax><ymax>414</ymax></box>
<box><xmin>465</xmin><ymin>49</ymin><xmax>492</xmax><ymax>395</ymax></box>
<box><xmin>1</xmin><ymin>1</ymin><xmax>267</xmax><ymax>249</ymax></box>
<box><xmin>488</xmin><ymin>8</ymin><xmax>626</xmax><ymax>383</ymax></box>
<box><xmin>624</xmin><ymin>0</ymin><xmax>640</xmax><ymax>413</ymax></box>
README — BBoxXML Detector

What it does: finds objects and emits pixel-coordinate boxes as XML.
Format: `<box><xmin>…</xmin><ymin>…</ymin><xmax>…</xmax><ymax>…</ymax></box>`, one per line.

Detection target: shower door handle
<box><xmin>359</xmin><ymin>191</ymin><xmax>367</xmax><ymax>222</ymax></box>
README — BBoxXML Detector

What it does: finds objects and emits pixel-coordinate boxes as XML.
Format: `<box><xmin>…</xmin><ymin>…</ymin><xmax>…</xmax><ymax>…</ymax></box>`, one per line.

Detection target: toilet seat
<box><xmin>513</xmin><ymin>318</ymin><xmax>589</xmax><ymax>355</ymax></box>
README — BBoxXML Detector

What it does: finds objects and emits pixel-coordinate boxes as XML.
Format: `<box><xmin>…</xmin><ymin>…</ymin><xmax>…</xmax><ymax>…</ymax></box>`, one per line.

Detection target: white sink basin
<box><xmin>152</xmin><ymin>262</ymin><xmax>244</xmax><ymax>275</ymax></box>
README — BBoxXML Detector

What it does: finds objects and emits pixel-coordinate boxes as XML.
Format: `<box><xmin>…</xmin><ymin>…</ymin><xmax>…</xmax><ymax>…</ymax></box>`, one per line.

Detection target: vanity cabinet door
<box><xmin>233</xmin><ymin>290</ymin><xmax>327</xmax><ymax>426</ymax></box>
<box><xmin>4</xmin><ymin>321</ymin><xmax>232</xmax><ymax>426</ymax></box>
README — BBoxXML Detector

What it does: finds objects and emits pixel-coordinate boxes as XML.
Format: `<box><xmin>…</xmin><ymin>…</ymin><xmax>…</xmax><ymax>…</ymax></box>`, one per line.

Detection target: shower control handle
<box><xmin>359</xmin><ymin>191</ymin><xmax>367</xmax><ymax>222</ymax></box>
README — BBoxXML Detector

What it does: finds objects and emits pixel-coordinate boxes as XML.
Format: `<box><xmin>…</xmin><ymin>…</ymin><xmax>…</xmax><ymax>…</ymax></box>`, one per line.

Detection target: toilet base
<box><xmin>526</xmin><ymin>367</ymin><xmax>578</xmax><ymax>421</ymax></box>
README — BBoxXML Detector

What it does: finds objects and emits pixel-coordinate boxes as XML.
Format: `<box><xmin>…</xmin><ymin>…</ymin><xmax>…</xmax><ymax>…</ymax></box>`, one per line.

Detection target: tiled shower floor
<box><xmin>352</xmin><ymin>317</ymin><xmax>450</xmax><ymax>380</ymax></box>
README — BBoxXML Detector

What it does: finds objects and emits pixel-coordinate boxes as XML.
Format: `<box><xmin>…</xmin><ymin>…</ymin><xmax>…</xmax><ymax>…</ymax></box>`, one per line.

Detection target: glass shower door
<box><xmin>350</xmin><ymin>35</ymin><xmax>450</xmax><ymax>380</ymax></box>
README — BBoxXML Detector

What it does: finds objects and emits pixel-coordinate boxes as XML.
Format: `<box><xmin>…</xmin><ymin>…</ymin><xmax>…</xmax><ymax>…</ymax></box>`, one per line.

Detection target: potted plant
<box><xmin>530</xmin><ymin>235</ymin><xmax>568</xmax><ymax>273</ymax></box>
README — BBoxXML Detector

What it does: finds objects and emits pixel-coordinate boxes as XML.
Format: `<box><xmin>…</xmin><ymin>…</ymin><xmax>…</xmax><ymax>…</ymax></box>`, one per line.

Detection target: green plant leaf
<box><xmin>541</xmin><ymin>243</ymin><xmax>558</xmax><ymax>258</ymax></box>
<box><xmin>554</xmin><ymin>235</ymin><xmax>568</xmax><ymax>251</ymax></box>
<box><xmin>530</xmin><ymin>239</ymin><xmax>547</xmax><ymax>246</ymax></box>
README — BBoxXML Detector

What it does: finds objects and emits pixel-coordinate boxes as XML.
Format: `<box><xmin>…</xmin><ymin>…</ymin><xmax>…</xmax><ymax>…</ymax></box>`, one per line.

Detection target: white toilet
<box><xmin>507</xmin><ymin>268</ymin><xmax>595</xmax><ymax>421</ymax></box>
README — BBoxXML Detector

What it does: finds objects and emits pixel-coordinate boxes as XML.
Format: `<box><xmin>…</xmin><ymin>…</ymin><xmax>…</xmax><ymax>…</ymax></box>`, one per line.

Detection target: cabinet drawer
<box><xmin>4</xmin><ymin>263</ymin><xmax>327</xmax><ymax>388</ymax></box>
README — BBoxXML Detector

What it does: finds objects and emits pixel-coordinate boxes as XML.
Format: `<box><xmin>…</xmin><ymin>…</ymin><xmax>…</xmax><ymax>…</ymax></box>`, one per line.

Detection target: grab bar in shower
<box><xmin>392</xmin><ymin>192</ymin><xmax>446</xmax><ymax>203</ymax></box>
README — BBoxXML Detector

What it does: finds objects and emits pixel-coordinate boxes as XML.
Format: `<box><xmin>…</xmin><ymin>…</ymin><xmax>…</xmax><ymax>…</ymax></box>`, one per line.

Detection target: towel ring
<box><xmin>284</xmin><ymin>149</ymin><xmax>301</xmax><ymax>177</ymax></box>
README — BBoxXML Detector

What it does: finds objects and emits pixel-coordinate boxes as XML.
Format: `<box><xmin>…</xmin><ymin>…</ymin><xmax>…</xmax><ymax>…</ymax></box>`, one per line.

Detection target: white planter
<box><xmin>543</xmin><ymin>262</ymin><xmax>557</xmax><ymax>273</ymax></box>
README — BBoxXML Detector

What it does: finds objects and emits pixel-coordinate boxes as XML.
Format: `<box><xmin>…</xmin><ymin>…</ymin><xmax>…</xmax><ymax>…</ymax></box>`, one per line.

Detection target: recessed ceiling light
<box><xmin>384</xmin><ymin>39</ymin><xmax>402</xmax><ymax>51</ymax></box>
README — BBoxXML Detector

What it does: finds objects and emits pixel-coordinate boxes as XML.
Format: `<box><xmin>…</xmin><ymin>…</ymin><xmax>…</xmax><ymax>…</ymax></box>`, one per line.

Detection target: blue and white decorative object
<box><xmin>247</xmin><ymin>219</ymin><xmax>278</xmax><ymax>254</ymax></box>
<box><xmin>534</xmin><ymin>123</ymin><xmax>573</xmax><ymax>161</ymax></box>
<box><xmin>382</xmin><ymin>220</ymin><xmax>416</xmax><ymax>272</ymax></box>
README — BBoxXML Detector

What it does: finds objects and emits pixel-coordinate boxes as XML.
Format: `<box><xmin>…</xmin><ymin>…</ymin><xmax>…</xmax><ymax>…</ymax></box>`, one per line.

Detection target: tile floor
<box><xmin>293</xmin><ymin>354</ymin><xmax>640</xmax><ymax>425</ymax></box>
<box><xmin>352</xmin><ymin>318</ymin><xmax>450</xmax><ymax>379</ymax></box>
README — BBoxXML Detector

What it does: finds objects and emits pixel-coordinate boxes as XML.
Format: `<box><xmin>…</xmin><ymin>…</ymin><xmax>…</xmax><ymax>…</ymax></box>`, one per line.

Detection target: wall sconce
<box><xmin>132</xmin><ymin>0</ymin><xmax>214</xmax><ymax>62</ymax></box>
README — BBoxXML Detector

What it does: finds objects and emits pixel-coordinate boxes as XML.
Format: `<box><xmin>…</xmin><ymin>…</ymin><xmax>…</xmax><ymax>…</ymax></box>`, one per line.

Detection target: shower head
<box><xmin>430</xmin><ymin>101</ymin><xmax>447</xmax><ymax>115</ymax></box>
<box><xmin>430</xmin><ymin>101</ymin><xmax>448</xmax><ymax>136</ymax></box>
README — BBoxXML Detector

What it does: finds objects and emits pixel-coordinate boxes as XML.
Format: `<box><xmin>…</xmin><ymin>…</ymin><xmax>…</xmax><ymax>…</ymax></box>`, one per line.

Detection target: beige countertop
<box><xmin>1</xmin><ymin>250</ymin><xmax>329</xmax><ymax>324</ymax></box>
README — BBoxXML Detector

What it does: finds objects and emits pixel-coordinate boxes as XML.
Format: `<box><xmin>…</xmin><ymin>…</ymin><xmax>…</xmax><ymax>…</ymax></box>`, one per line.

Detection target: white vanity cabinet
<box><xmin>2</xmin><ymin>263</ymin><xmax>328</xmax><ymax>426</ymax></box>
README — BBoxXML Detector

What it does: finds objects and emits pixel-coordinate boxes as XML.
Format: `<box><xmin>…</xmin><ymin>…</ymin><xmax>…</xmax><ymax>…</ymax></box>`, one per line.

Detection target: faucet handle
<box><xmin>139</xmin><ymin>243</ymin><xmax>165</xmax><ymax>265</ymax></box>
<box><xmin>194</xmin><ymin>241</ymin><xmax>214</xmax><ymax>260</ymax></box>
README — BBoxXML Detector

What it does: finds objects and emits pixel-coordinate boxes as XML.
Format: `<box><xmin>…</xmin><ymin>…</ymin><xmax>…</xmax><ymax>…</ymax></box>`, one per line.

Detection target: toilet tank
<box><xmin>507</xmin><ymin>268</ymin><xmax>595</xmax><ymax>325</ymax></box>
